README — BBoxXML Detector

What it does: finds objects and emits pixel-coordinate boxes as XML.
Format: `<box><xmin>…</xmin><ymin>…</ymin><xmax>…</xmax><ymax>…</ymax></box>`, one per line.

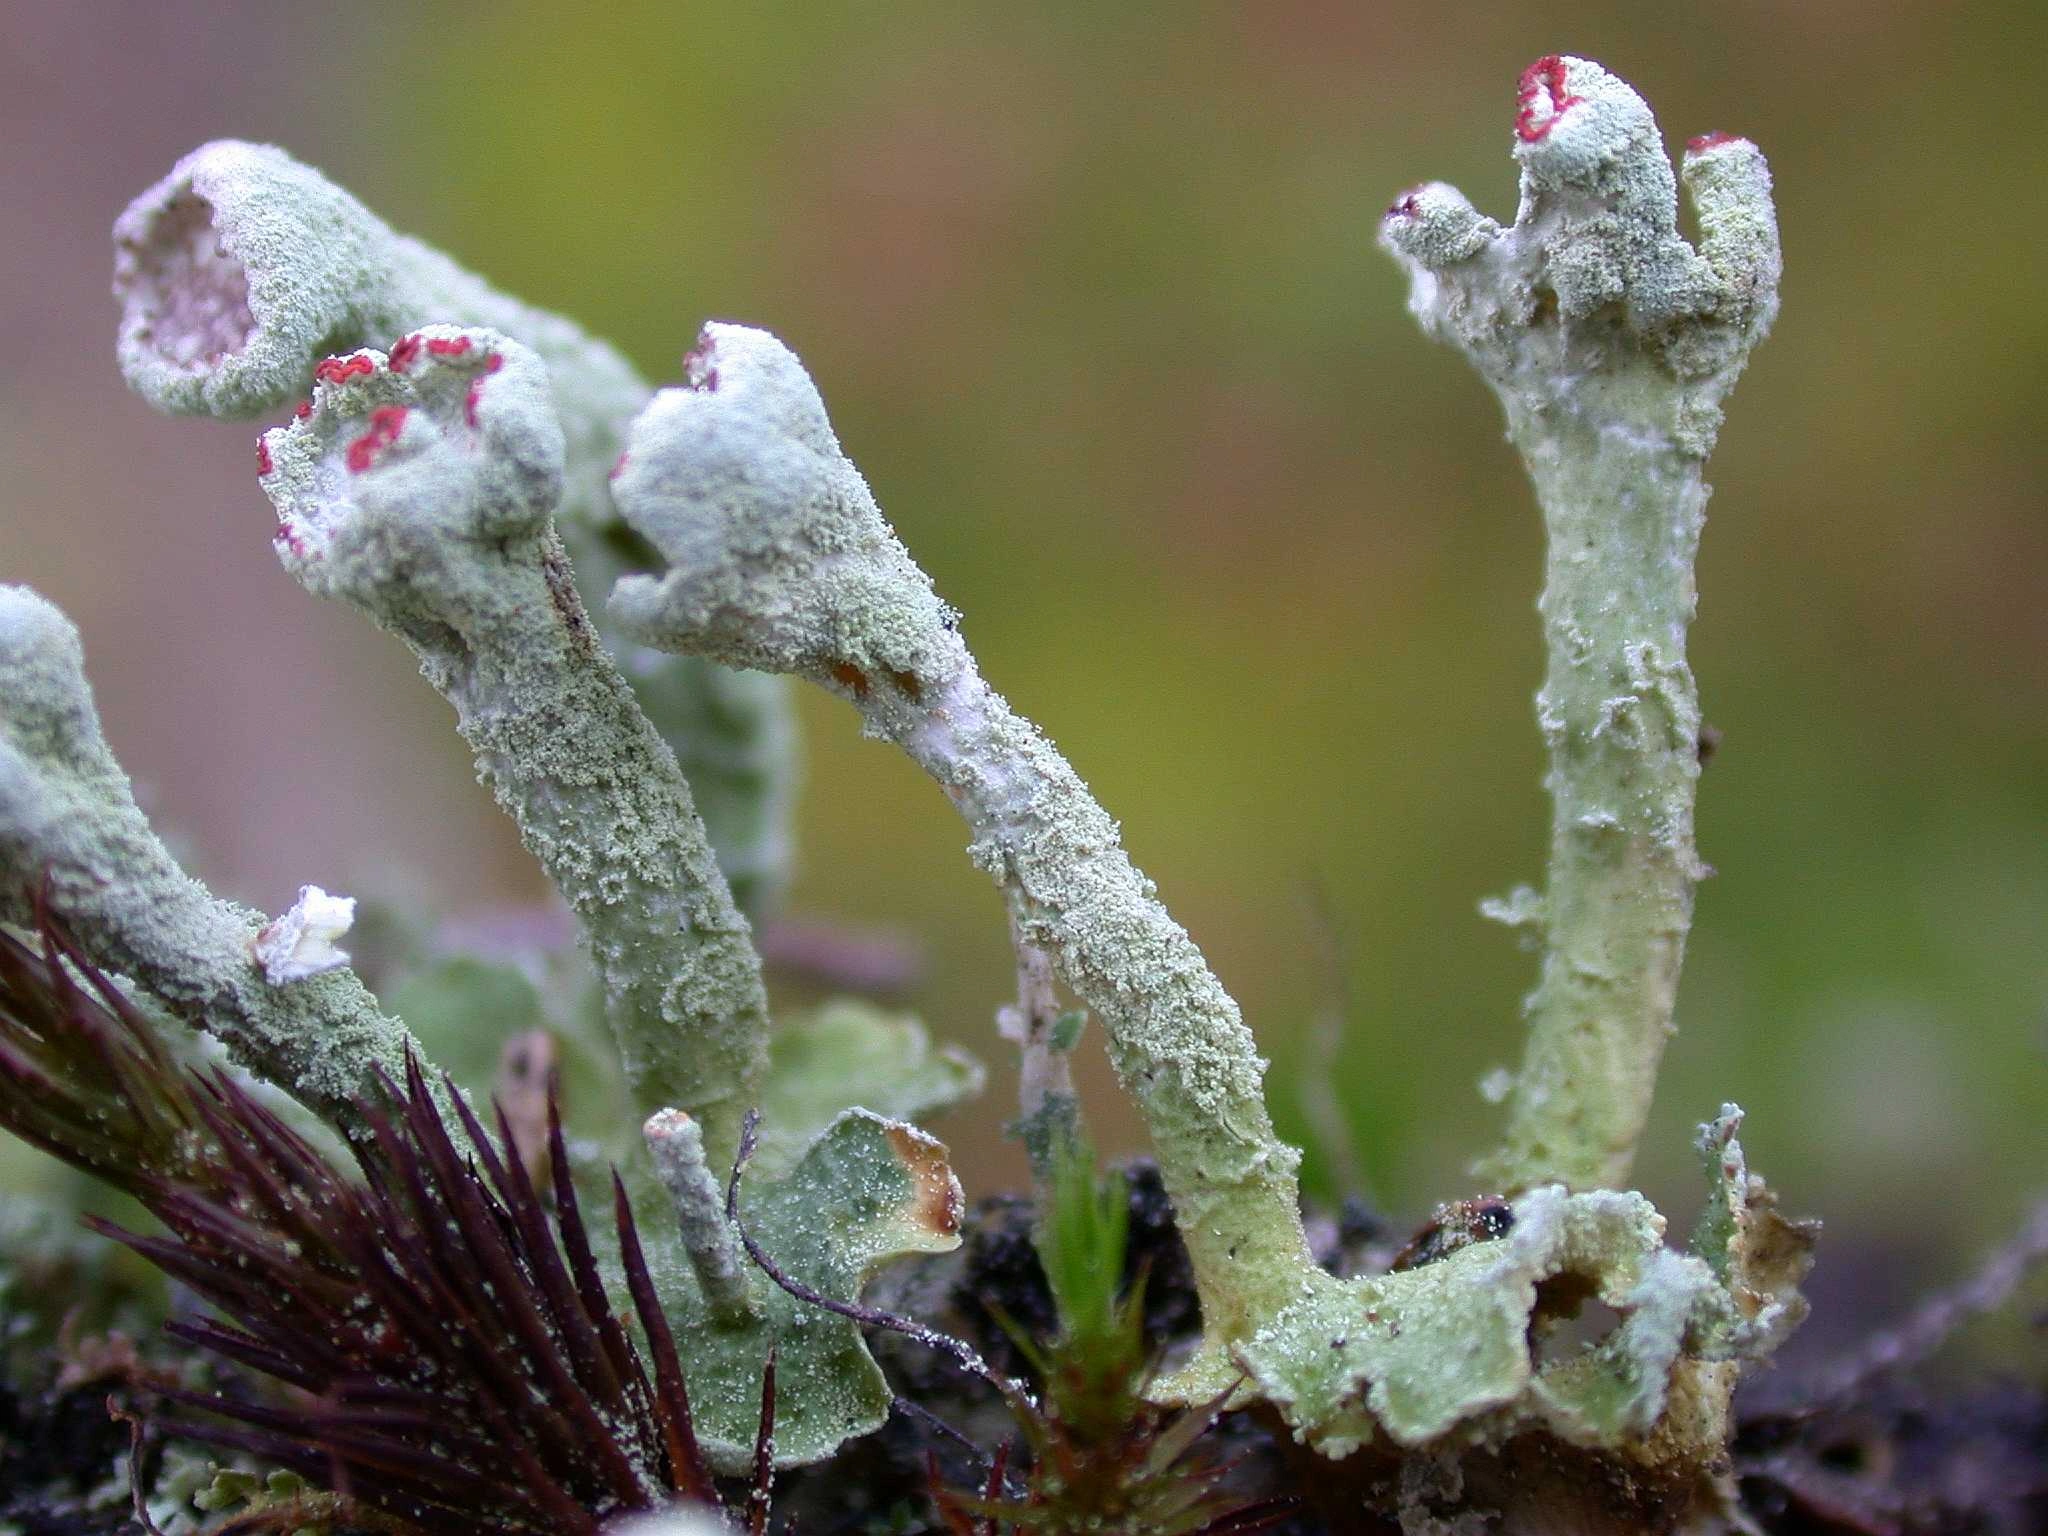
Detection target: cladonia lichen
<box><xmin>1381</xmin><ymin>56</ymin><xmax>1780</xmax><ymax>1195</ymax></box>
<box><xmin>116</xmin><ymin>140</ymin><xmax>796</xmax><ymax>913</ymax></box>
<box><xmin>596</xmin><ymin>50</ymin><xmax>1808</xmax><ymax>1464</ymax></box>
<box><xmin>609</xmin><ymin>322</ymin><xmax>1322</xmax><ymax>1387</ymax></box>
<box><xmin>0</xmin><ymin>50</ymin><xmax>1815</xmax><ymax>1513</ymax></box>
<box><xmin>256</xmin><ymin>324</ymin><xmax>769</xmax><ymax>1170</ymax></box>
<box><xmin>0</xmin><ymin>584</ymin><xmax>454</xmax><ymax>1133</ymax></box>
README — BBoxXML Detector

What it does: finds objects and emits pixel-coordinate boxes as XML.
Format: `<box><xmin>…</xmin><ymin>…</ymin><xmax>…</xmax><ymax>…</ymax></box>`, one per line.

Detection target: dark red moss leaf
<box><xmin>614</xmin><ymin>1166</ymin><xmax>717</xmax><ymax>1502</ymax></box>
<box><xmin>749</xmin><ymin>1350</ymin><xmax>778</xmax><ymax>1536</ymax></box>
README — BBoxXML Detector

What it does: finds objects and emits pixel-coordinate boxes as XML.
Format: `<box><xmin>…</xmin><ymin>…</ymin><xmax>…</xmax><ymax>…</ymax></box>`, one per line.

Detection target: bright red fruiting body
<box><xmin>397</xmin><ymin>332</ymin><xmax>475</xmax><ymax>370</ymax></box>
<box><xmin>1687</xmin><ymin>131</ymin><xmax>1744</xmax><ymax>152</ymax></box>
<box><xmin>293</xmin><ymin>398</ymin><xmax>314</xmax><ymax>422</ymax></box>
<box><xmin>345</xmin><ymin>404</ymin><xmax>409</xmax><ymax>473</ymax></box>
<box><xmin>1515</xmin><ymin>55</ymin><xmax>1583</xmax><ymax>143</ymax></box>
<box><xmin>273</xmin><ymin>517</ymin><xmax>306</xmax><ymax>558</ymax></box>
<box><xmin>682</xmin><ymin>333</ymin><xmax>720</xmax><ymax>393</ymax></box>
<box><xmin>314</xmin><ymin>353</ymin><xmax>377</xmax><ymax>386</ymax></box>
<box><xmin>256</xmin><ymin>438</ymin><xmax>273</xmax><ymax>476</ymax></box>
<box><xmin>464</xmin><ymin>352</ymin><xmax>503</xmax><ymax>427</ymax></box>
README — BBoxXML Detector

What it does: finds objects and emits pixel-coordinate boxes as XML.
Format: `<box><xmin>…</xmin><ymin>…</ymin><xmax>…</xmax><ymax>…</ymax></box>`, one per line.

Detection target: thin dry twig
<box><xmin>1804</xmin><ymin>1192</ymin><xmax>2048</xmax><ymax>1410</ymax></box>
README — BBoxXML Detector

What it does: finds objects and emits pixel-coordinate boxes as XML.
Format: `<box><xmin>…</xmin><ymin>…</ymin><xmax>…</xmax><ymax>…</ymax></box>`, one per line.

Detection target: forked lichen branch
<box><xmin>1382</xmin><ymin>55</ymin><xmax>1781</xmax><ymax>1193</ymax></box>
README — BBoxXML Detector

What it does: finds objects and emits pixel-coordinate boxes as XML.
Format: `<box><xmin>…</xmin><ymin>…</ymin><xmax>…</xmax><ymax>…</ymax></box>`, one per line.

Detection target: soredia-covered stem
<box><xmin>999</xmin><ymin>913</ymin><xmax>1083</xmax><ymax>1183</ymax></box>
<box><xmin>0</xmin><ymin>586</ymin><xmax>451</xmax><ymax>1132</ymax></box>
<box><xmin>644</xmin><ymin>1108</ymin><xmax>761</xmax><ymax>1325</ymax></box>
<box><xmin>607</xmin><ymin>325</ymin><xmax>1317</xmax><ymax>1376</ymax></box>
<box><xmin>1380</xmin><ymin>58</ymin><xmax>1779</xmax><ymax>1192</ymax></box>
<box><xmin>257</xmin><ymin>328</ymin><xmax>769</xmax><ymax>1167</ymax></box>
<box><xmin>115</xmin><ymin>141</ymin><xmax>795</xmax><ymax>913</ymax></box>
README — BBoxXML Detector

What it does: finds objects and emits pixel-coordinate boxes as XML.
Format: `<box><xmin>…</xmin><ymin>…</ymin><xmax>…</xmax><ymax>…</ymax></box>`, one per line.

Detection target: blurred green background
<box><xmin>3</xmin><ymin>2</ymin><xmax>2042</xmax><ymax>1329</ymax></box>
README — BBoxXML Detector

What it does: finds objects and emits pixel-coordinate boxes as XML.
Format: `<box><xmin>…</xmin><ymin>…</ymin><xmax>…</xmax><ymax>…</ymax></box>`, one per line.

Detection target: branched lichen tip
<box><xmin>259</xmin><ymin>327</ymin><xmax>563</xmax><ymax>610</ymax></box>
<box><xmin>607</xmin><ymin>324</ymin><xmax>954</xmax><ymax>691</ymax></box>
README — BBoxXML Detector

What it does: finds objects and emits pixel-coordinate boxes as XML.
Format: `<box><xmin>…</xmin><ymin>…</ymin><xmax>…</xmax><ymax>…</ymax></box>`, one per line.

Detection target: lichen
<box><xmin>0</xmin><ymin>584</ymin><xmax>451</xmax><ymax>1133</ymax></box>
<box><xmin>250</xmin><ymin>884</ymin><xmax>356</xmax><ymax>985</ymax></box>
<box><xmin>610</xmin><ymin>323</ymin><xmax>1320</xmax><ymax>1387</ymax></box>
<box><xmin>652</xmin><ymin>1107</ymin><xmax>967</xmax><ymax>1469</ymax></box>
<box><xmin>0</xmin><ymin>53</ymin><xmax>1820</xmax><ymax>1509</ymax></box>
<box><xmin>257</xmin><ymin>325</ymin><xmax>769</xmax><ymax>1170</ymax></box>
<box><xmin>1381</xmin><ymin>55</ymin><xmax>1780</xmax><ymax>1194</ymax></box>
<box><xmin>116</xmin><ymin>140</ymin><xmax>797</xmax><ymax>913</ymax></box>
<box><xmin>1238</xmin><ymin>1107</ymin><xmax>1808</xmax><ymax>1460</ymax></box>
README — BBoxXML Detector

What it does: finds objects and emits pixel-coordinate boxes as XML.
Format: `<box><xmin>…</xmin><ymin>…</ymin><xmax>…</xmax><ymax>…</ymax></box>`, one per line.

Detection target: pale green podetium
<box><xmin>0</xmin><ymin>584</ymin><xmax>448</xmax><ymax>1133</ymax></box>
<box><xmin>114</xmin><ymin>140</ymin><xmax>795</xmax><ymax>912</ymax></box>
<box><xmin>603</xmin><ymin>54</ymin><xmax>1809</xmax><ymax>1457</ymax></box>
<box><xmin>1380</xmin><ymin>56</ymin><xmax>1781</xmax><ymax>1193</ymax></box>
<box><xmin>607</xmin><ymin>323</ymin><xmax>1321</xmax><ymax>1391</ymax></box>
<box><xmin>256</xmin><ymin>326</ymin><xmax>767</xmax><ymax>1169</ymax></box>
<box><xmin>252</xmin><ymin>331</ymin><xmax>973</xmax><ymax>1467</ymax></box>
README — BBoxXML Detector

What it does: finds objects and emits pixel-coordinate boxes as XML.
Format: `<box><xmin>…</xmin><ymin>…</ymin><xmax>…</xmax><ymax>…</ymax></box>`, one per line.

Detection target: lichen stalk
<box><xmin>258</xmin><ymin>329</ymin><xmax>769</xmax><ymax>1166</ymax></box>
<box><xmin>898</xmin><ymin>653</ymin><xmax>1316</xmax><ymax>1350</ymax></box>
<box><xmin>0</xmin><ymin>586</ymin><xmax>448</xmax><ymax>1132</ymax></box>
<box><xmin>115</xmin><ymin>140</ymin><xmax>797</xmax><ymax>913</ymax></box>
<box><xmin>998</xmin><ymin>912</ymin><xmax>1081</xmax><ymax>1182</ymax></box>
<box><xmin>1380</xmin><ymin>57</ymin><xmax>1780</xmax><ymax>1192</ymax></box>
<box><xmin>645</xmin><ymin>1107</ymin><xmax>762</xmax><ymax>1325</ymax></box>
<box><xmin>607</xmin><ymin>325</ymin><xmax>1319</xmax><ymax>1379</ymax></box>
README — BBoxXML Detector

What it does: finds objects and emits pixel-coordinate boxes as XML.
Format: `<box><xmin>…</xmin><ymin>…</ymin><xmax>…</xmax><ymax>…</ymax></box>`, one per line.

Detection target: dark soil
<box><xmin>6</xmin><ymin>1163</ymin><xmax>2043</xmax><ymax>1535</ymax></box>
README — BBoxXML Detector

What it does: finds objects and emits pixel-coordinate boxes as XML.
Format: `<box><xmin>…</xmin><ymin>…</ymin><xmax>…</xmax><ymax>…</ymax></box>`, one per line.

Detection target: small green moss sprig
<box><xmin>932</xmin><ymin>1146</ymin><xmax>1296</xmax><ymax>1536</ymax></box>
